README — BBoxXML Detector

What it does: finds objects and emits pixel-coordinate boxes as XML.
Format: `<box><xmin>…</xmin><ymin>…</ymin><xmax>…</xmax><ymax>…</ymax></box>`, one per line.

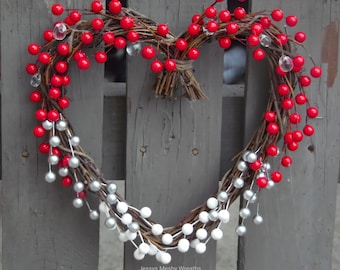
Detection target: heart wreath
<box><xmin>26</xmin><ymin>0</ymin><xmax>321</xmax><ymax>264</ymax></box>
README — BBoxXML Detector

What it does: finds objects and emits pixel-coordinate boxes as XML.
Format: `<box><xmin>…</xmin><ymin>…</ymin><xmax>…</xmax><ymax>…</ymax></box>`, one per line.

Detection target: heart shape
<box><xmin>27</xmin><ymin>0</ymin><xmax>321</xmax><ymax>264</ymax></box>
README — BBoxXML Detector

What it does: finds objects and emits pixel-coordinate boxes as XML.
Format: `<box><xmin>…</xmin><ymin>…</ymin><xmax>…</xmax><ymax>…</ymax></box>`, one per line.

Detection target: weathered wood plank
<box><xmin>1</xmin><ymin>0</ymin><xmax>102</xmax><ymax>269</ymax></box>
<box><xmin>240</xmin><ymin>1</ymin><xmax>340</xmax><ymax>270</ymax></box>
<box><xmin>124</xmin><ymin>0</ymin><xmax>226</xmax><ymax>268</ymax></box>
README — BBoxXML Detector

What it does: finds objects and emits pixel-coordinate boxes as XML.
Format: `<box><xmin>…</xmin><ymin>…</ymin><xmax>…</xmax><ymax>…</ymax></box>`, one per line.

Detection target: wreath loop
<box><xmin>26</xmin><ymin>0</ymin><xmax>321</xmax><ymax>264</ymax></box>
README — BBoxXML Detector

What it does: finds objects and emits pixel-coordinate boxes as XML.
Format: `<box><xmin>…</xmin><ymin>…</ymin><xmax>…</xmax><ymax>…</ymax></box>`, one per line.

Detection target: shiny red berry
<box><xmin>307</xmin><ymin>106</ymin><xmax>319</xmax><ymax>118</ymax></box>
<box><xmin>293</xmin><ymin>55</ymin><xmax>305</xmax><ymax>67</ymax></box>
<box><xmin>252</xmin><ymin>48</ymin><xmax>265</xmax><ymax>61</ymax></box>
<box><xmin>281</xmin><ymin>98</ymin><xmax>294</xmax><ymax>110</ymax></box>
<box><xmin>28</xmin><ymin>43</ymin><xmax>41</xmax><ymax>55</ymax></box>
<box><xmin>108</xmin><ymin>1</ymin><xmax>122</xmax><ymax>14</ymax></box>
<box><xmin>250</xmin><ymin>160</ymin><xmax>262</xmax><ymax>171</ymax></box>
<box><xmin>276</xmin><ymin>66</ymin><xmax>287</xmax><ymax>76</ymax></box>
<box><xmin>226</xmin><ymin>22</ymin><xmax>239</xmax><ymax>34</ymax></box>
<box><xmin>35</xmin><ymin>109</ymin><xmax>47</xmax><ymax>121</ymax></box>
<box><xmin>51</xmin><ymin>3</ymin><xmax>64</xmax><ymax>16</ymax></box>
<box><xmin>260</xmin><ymin>16</ymin><xmax>271</xmax><ymax>29</ymax></box>
<box><xmin>62</xmin><ymin>176</ymin><xmax>73</xmax><ymax>187</ymax></box>
<box><xmin>157</xmin><ymin>24</ymin><xmax>169</xmax><ymax>36</ymax></box>
<box><xmin>281</xmin><ymin>155</ymin><xmax>293</xmax><ymax>167</ymax></box>
<box><xmin>295</xmin><ymin>31</ymin><xmax>306</xmax><ymax>43</ymax></box>
<box><xmin>192</xmin><ymin>14</ymin><xmax>204</xmax><ymax>24</ymax></box>
<box><xmin>310</xmin><ymin>66</ymin><xmax>322</xmax><ymax>78</ymax></box>
<box><xmin>205</xmin><ymin>6</ymin><xmax>217</xmax><ymax>18</ymax></box>
<box><xmin>164</xmin><ymin>59</ymin><xmax>177</xmax><ymax>71</ymax></box>
<box><xmin>50</xmin><ymin>75</ymin><xmax>63</xmax><ymax>87</ymax></box>
<box><xmin>218</xmin><ymin>37</ymin><xmax>231</xmax><ymax>49</ymax></box>
<box><xmin>303</xmin><ymin>124</ymin><xmax>315</xmax><ymax>136</ymax></box>
<box><xmin>286</xmin><ymin>15</ymin><xmax>298</xmax><ymax>27</ymax></box>
<box><xmin>73</xmin><ymin>50</ymin><xmax>86</xmax><ymax>62</ymax></box>
<box><xmin>102</xmin><ymin>32</ymin><xmax>115</xmax><ymax>44</ymax></box>
<box><xmin>114</xmin><ymin>37</ymin><xmax>126</xmax><ymax>49</ymax></box>
<box><xmin>292</xmin><ymin>130</ymin><xmax>304</xmax><ymax>142</ymax></box>
<box><xmin>55</xmin><ymin>61</ymin><xmax>68</xmax><ymax>74</ymax></box>
<box><xmin>120</xmin><ymin>16</ymin><xmax>134</xmax><ymax>30</ymax></box>
<box><xmin>77</xmin><ymin>58</ymin><xmax>90</xmax><ymax>70</ymax></box>
<box><xmin>39</xmin><ymin>142</ymin><xmax>50</xmax><ymax>154</ymax></box>
<box><xmin>94</xmin><ymin>51</ymin><xmax>107</xmax><ymax>63</ymax></box>
<box><xmin>295</xmin><ymin>93</ymin><xmax>307</xmax><ymax>105</ymax></box>
<box><xmin>43</xmin><ymin>29</ymin><xmax>54</xmax><ymax>42</ymax></box>
<box><xmin>234</xmin><ymin>7</ymin><xmax>246</xmax><ymax>19</ymax></box>
<box><xmin>64</xmin><ymin>16</ymin><xmax>75</xmax><ymax>26</ymax></box>
<box><xmin>219</xmin><ymin>10</ymin><xmax>231</xmax><ymax>22</ymax></box>
<box><xmin>38</xmin><ymin>52</ymin><xmax>51</xmax><ymax>64</ymax></box>
<box><xmin>277</xmin><ymin>84</ymin><xmax>290</xmax><ymax>96</ymax></box>
<box><xmin>176</xmin><ymin>38</ymin><xmax>188</xmax><ymax>51</ymax></box>
<box><xmin>62</xmin><ymin>75</ymin><xmax>71</xmax><ymax>86</ymax></box>
<box><xmin>69</xmin><ymin>10</ymin><xmax>82</xmax><ymax>23</ymax></box>
<box><xmin>61</xmin><ymin>155</ymin><xmax>71</xmax><ymax>167</ymax></box>
<box><xmin>47</xmin><ymin>110</ymin><xmax>60</xmax><ymax>122</ymax></box>
<box><xmin>26</xmin><ymin>63</ymin><xmax>38</xmax><ymax>75</ymax></box>
<box><xmin>91</xmin><ymin>1</ymin><xmax>103</xmax><ymax>13</ymax></box>
<box><xmin>187</xmin><ymin>48</ymin><xmax>200</xmax><ymax>60</ymax></box>
<box><xmin>92</xmin><ymin>18</ymin><xmax>104</xmax><ymax>31</ymax></box>
<box><xmin>141</xmin><ymin>46</ymin><xmax>156</xmax><ymax>59</ymax></box>
<box><xmin>57</xmin><ymin>43</ymin><xmax>70</xmax><ymax>56</ymax></box>
<box><xmin>206</xmin><ymin>20</ymin><xmax>219</xmax><ymax>33</ymax></box>
<box><xmin>30</xmin><ymin>91</ymin><xmax>42</xmax><ymax>102</ymax></box>
<box><xmin>276</xmin><ymin>33</ymin><xmax>288</xmax><ymax>46</ymax></box>
<box><xmin>127</xmin><ymin>31</ymin><xmax>139</xmax><ymax>42</ymax></box>
<box><xmin>150</xmin><ymin>59</ymin><xmax>163</xmax><ymax>73</ymax></box>
<box><xmin>271</xmin><ymin>171</ymin><xmax>282</xmax><ymax>183</ymax></box>
<box><xmin>266</xmin><ymin>144</ymin><xmax>279</xmax><ymax>156</ymax></box>
<box><xmin>264</xmin><ymin>111</ymin><xmax>276</xmax><ymax>122</ymax></box>
<box><xmin>300</xmin><ymin>75</ymin><xmax>311</xmax><ymax>87</ymax></box>
<box><xmin>289</xmin><ymin>112</ymin><xmax>302</xmax><ymax>124</ymax></box>
<box><xmin>49</xmin><ymin>87</ymin><xmax>61</xmax><ymax>99</ymax></box>
<box><xmin>188</xmin><ymin>23</ymin><xmax>201</xmax><ymax>36</ymax></box>
<box><xmin>271</xmin><ymin>9</ymin><xmax>284</xmax><ymax>21</ymax></box>
<box><xmin>266</xmin><ymin>122</ymin><xmax>279</xmax><ymax>135</ymax></box>
<box><xmin>247</xmin><ymin>35</ymin><xmax>260</xmax><ymax>46</ymax></box>
<box><xmin>58</xmin><ymin>97</ymin><xmax>70</xmax><ymax>109</ymax></box>
<box><xmin>34</xmin><ymin>126</ymin><xmax>45</xmax><ymax>137</ymax></box>
<box><xmin>81</xmin><ymin>32</ymin><xmax>93</xmax><ymax>44</ymax></box>
<box><xmin>77</xmin><ymin>191</ymin><xmax>87</xmax><ymax>199</ymax></box>
<box><xmin>288</xmin><ymin>141</ymin><xmax>299</xmax><ymax>151</ymax></box>
<box><xmin>256</xmin><ymin>177</ymin><xmax>268</xmax><ymax>188</ymax></box>
<box><xmin>284</xmin><ymin>132</ymin><xmax>294</xmax><ymax>144</ymax></box>
<box><xmin>251</xmin><ymin>23</ymin><xmax>263</xmax><ymax>35</ymax></box>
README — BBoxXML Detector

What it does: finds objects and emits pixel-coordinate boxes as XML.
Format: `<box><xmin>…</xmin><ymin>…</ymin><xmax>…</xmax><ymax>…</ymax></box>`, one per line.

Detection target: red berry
<box><xmin>187</xmin><ymin>48</ymin><xmax>200</xmax><ymax>60</ymax></box>
<box><xmin>35</xmin><ymin>109</ymin><xmax>47</xmax><ymax>121</ymax></box>
<box><xmin>293</xmin><ymin>55</ymin><xmax>305</xmax><ymax>67</ymax></box>
<box><xmin>108</xmin><ymin>0</ymin><xmax>122</xmax><ymax>14</ymax></box>
<box><xmin>61</xmin><ymin>155</ymin><xmax>71</xmax><ymax>167</ymax></box>
<box><xmin>34</xmin><ymin>126</ymin><xmax>45</xmax><ymax>137</ymax></box>
<box><xmin>127</xmin><ymin>31</ymin><xmax>139</xmax><ymax>42</ymax></box>
<box><xmin>276</xmin><ymin>65</ymin><xmax>287</xmax><ymax>76</ymax></box>
<box><xmin>219</xmin><ymin>10</ymin><xmax>231</xmax><ymax>22</ymax></box>
<box><xmin>164</xmin><ymin>59</ymin><xmax>177</xmax><ymax>71</ymax></box>
<box><xmin>271</xmin><ymin>9</ymin><xmax>284</xmax><ymax>21</ymax></box>
<box><xmin>51</xmin><ymin>3</ymin><xmax>64</xmax><ymax>16</ymax></box>
<box><xmin>277</xmin><ymin>83</ymin><xmax>290</xmax><ymax>96</ymax></box>
<box><xmin>250</xmin><ymin>160</ymin><xmax>262</xmax><ymax>171</ymax></box>
<box><xmin>256</xmin><ymin>177</ymin><xmax>268</xmax><ymax>188</ymax></box>
<box><xmin>28</xmin><ymin>43</ymin><xmax>41</xmax><ymax>55</ymax></box>
<box><xmin>271</xmin><ymin>171</ymin><xmax>282</xmax><ymax>183</ymax></box>
<box><xmin>234</xmin><ymin>7</ymin><xmax>246</xmax><ymax>20</ymax></box>
<box><xmin>288</xmin><ymin>142</ymin><xmax>299</xmax><ymax>151</ymax></box>
<box><xmin>284</xmin><ymin>132</ymin><xmax>294</xmax><ymax>144</ymax></box>
<box><xmin>77</xmin><ymin>191</ymin><xmax>87</xmax><ymax>199</ymax></box>
<box><xmin>299</xmin><ymin>75</ymin><xmax>311</xmax><ymax>87</ymax></box>
<box><xmin>92</xmin><ymin>18</ymin><xmax>104</xmax><ymax>31</ymax></box>
<box><xmin>91</xmin><ymin>1</ymin><xmax>103</xmax><ymax>13</ymax></box>
<box><xmin>252</xmin><ymin>48</ymin><xmax>265</xmax><ymax>61</ymax></box>
<box><xmin>251</xmin><ymin>23</ymin><xmax>263</xmax><ymax>35</ymax></box>
<box><xmin>50</xmin><ymin>75</ymin><xmax>63</xmax><ymax>87</ymax></box>
<box><xmin>303</xmin><ymin>124</ymin><xmax>315</xmax><ymax>136</ymax></box>
<box><xmin>247</xmin><ymin>35</ymin><xmax>260</xmax><ymax>46</ymax></box>
<box><xmin>295</xmin><ymin>93</ymin><xmax>307</xmax><ymax>105</ymax></box>
<box><xmin>188</xmin><ymin>23</ymin><xmax>201</xmax><ymax>36</ymax></box>
<box><xmin>292</xmin><ymin>130</ymin><xmax>304</xmax><ymax>142</ymax></box>
<box><xmin>81</xmin><ymin>32</ymin><xmax>93</xmax><ymax>44</ymax></box>
<box><xmin>157</xmin><ymin>24</ymin><xmax>169</xmax><ymax>36</ymax></box>
<box><xmin>39</xmin><ymin>142</ymin><xmax>50</xmax><ymax>154</ymax></box>
<box><xmin>62</xmin><ymin>176</ymin><xmax>73</xmax><ymax>187</ymax></box>
<box><xmin>38</xmin><ymin>52</ymin><xmax>51</xmax><ymax>64</ymax></box>
<box><xmin>142</xmin><ymin>46</ymin><xmax>156</xmax><ymax>59</ymax></box>
<box><xmin>69</xmin><ymin>10</ymin><xmax>82</xmax><ymax>23</ymax></box>
<box><xmin>77</xmin><ymin>58</ymin><xmax>90</xmax><ymax>70</ymax></box>
<box><xmin>47</xmin><ymin>110</ymin><xmax>60</xmax><ymax>122</ymax></box>
<box><xmin>281</xmin><ymin>98</ymin><xmax>294</xmax><ymax>110</ymax></box>
<box><xmin>73</xmin><ymin>50</ymin><xmax>86</xmax><ymax>62</ymax></box>
<box><xmin>49</xmin><ymin>87</ymin><xmax>61</xmax><ymax>99</ymax></box>
<box><xmin>266</xmin><ymin>144</ymin><xmax>279</xmax><ymax>156</ymax></box>
<box><xmin>94</xmin><ymin>51</ymin><xmax>107</xmax><ymax>63</ymax></box>
<box><xmin>295</xmin><ymin>31</ymin><xmax>306</xmax><ymax>43</ymax></box>
<box><xmin>175</xmin><ymin>38</ymin><xmax>188</xmax><ymax>51</ymax></box>
<box><xmin>266</xmin><ymin>122</ymin><xmax>279</xmax><ymax>135</ymax></box>
<box><xmin>192</xmin><ymin>14</ymin><xmax>203</xmax><ymax>25</ymax></box>
<box><xmin>264</xmin><ymin>111</ymin><xmax>276</xmax><ymax>122</ymax></box>
<box><xmin>114</xmin><ymin>37</ymin><xmax>126</xmax><ymax>49</ymax></box>
<box><xmin>58</xmin><ymin>97</ymin><xmax>70</xmax><ymax>109</ymax></box>
<box><xmin>30</xmin><ymin>91</ymin><xmax>42</xmax><ymax>102</ymax></box>
<box><xmin>286</xmin><ymin>15</ymin><xmax>298</xmax><ymax>27</ymax></box>
<box><xmin>57</xmin><ymin>43</ymin><xmax>70</xmax><ymax>56</ymax></box>
<box><xmin>120</xmin><ymin>16</ymin><xmax>134</xmax><ymax>30</ymax></box>
<box><xmin>292</xmin><ymin>65</ymin><xmax>302</xmax><ymax>73</ymax></box>
<box><xmin>62</xmin><ymin>75</ymin><xmax>71</xmax><ymax>86</ymax></box>
<box><xmin>102</xmin><ymin>32</ymin><xmax>115</xmax><ymax>44</ymax></box>
<box><xmin>206</xmin><ymin>20</ymin><xmax>219</xmax><ymax>33</ymax></box>
<box><xmin>218</xmin><ymin>37</ymin><xmax>231</xmax><ymax>49</ymax></box>
<box><xmin>43</xmin><ymin>29</ymin><xmax>54</xmax><ymax>42</ymax></box>
<box><xmin>276</xmin><ymin>33</ymin><xmax>288</xmax><ymax>46</ymax></box>
<box><xmin>64</xmin><ymin>16</ymin><xmax>75</xmax><ymax>26</ymax></box>
<box><xmin>281</xmin><ymin>155</ymin><xmax>293</xmax><ymax>167</ymax></box>
<box><xmin>310</xmin><ymin>66</ymin><xmax>322</xmax><ymax>78</ymax></box>
<box><xmin>306</xmin><ymin>106</ymin><xmax>319</xmax><ymax>118</ymax></box>
<box><xmin>289</xmin><ymin>112</ymin><xmax>302</xmax><ymax>124</ymax></box>
<box><xmin>26</xmin><ymin>63</ymin><xmax>38</xmax><ymax>75</ymax></box>
<box><xmin>51</xmin><ymin>147</ymin><xmax>61</xmax><ymax>157</ymax></box>
<box><xmin>226</xmin><ymin>22</ymin><xmax>239</xmax><ymax>34</ymax></box>
<box><xmin>260</xmin><ymin>16</ymin><xmax>271</xmax><ymax>29</ymax></box>
<box><xmin>150</xmin><ymin>59</ymin><xmax>163</xmax><ymax>73</ymax></box>
<box><xmin>205</xmin><ymin>6</ymin><xmax>217</xmax><ymax>18</ymax></box>
<box><xmin>55</xmin><ymin>61</ymin><xmax>68</xmax><ymax>73</ymax></box>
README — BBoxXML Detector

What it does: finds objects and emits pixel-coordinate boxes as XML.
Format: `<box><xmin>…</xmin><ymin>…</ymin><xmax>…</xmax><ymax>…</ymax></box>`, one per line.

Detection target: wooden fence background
<box><xmin>1</xmin><ymin>0</ymin><xmax>339</xmax><ymax>269</ymax></box>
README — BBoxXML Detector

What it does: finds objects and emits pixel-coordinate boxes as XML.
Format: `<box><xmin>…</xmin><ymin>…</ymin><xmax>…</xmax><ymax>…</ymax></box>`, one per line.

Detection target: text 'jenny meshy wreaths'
<box><xmin>25</xmin><ymin>0</ymin><xmax>321</xmax><ymax>264</ymax></box>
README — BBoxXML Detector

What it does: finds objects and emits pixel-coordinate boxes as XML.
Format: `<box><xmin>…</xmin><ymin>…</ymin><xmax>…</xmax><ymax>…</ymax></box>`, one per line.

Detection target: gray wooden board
<box><xmin>1</xmin><ymin>0</ymin><xmax>102</xmax><ymax>269</ymax></box>
<box><xmin>240</xmin><ymin>0</ymin><xmax>340</xmax><ymax>270</ymax></box>
<box><xmin>124</xmin><ymin>0</ymin><xmax>228</xmax><ymax>268</ymax></box>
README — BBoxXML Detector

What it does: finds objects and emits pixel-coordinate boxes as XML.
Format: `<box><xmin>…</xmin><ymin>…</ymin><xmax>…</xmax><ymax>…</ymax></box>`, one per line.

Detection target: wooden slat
<box><xmin>1</xmin><ymin>0</ymin><xmax>101</xmax><ymax>269</ymax></box>
<box><xmin>240</xmin><ymin>1</ymin><xmax>340</xmax><ymax>269</ymax></box>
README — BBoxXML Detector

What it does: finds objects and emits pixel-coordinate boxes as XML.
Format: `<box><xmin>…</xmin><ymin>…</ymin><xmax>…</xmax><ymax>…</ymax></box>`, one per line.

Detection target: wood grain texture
<box><xmin>240</xmin><ymin>1</ymin><xmax>340</xmax><ymax>270</ymax></box>
<box><xmin>124</xmin><ymin>0</ymin><xmax>226</xmax><ymax>268</ymax></box>
<box><xmin>1</xmin><ymin>0</ymin><xmax>102</xmax><ymax>269</ymax></box>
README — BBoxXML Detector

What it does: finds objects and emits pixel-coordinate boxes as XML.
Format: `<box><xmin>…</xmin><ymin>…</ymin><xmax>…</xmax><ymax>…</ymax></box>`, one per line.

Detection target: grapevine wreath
<box><xmin>26</xmin><ymin>0</ymin><xmax>321</xmax><ymax>264</ymax></box>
